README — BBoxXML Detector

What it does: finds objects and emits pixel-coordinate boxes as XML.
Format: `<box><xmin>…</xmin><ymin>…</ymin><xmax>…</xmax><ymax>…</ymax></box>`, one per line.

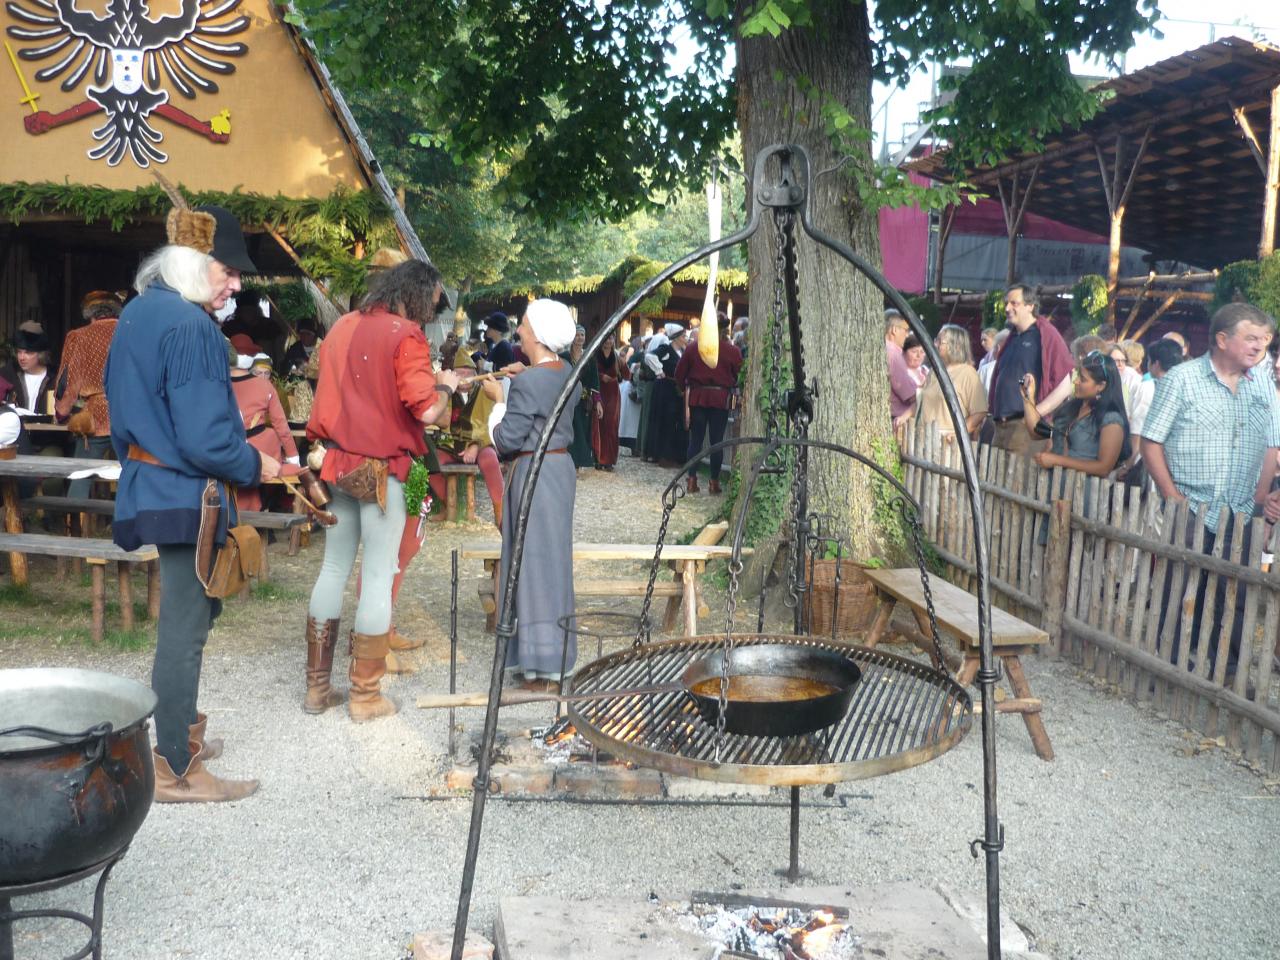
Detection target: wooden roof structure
<box><xmin>910</xmin><ymin>37</ymin><xmax>1280</xmax><ymax>269</ymax></box>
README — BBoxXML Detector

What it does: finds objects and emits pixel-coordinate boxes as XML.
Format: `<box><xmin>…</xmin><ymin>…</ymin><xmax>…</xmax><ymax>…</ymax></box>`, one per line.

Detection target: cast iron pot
<box><xmin>0</xmin><ymin>669</ymin><xmax>157</xmax><ymax>885</ymax></box>
<box><xmin>681</xmin><ymin>643</ymin><xmax>862</xmax><ymax>738</ymax></box>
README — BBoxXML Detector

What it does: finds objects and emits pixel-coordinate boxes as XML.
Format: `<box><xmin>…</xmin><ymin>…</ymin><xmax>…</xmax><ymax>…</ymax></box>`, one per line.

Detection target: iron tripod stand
<box><xmin>448</xmin><ymin>143</ymin><xmax>1004</xmax><ymax>960</ymax></box>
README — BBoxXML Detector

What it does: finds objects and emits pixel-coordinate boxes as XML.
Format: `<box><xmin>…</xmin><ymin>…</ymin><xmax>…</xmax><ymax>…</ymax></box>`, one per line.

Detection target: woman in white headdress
<box><xmin>643</xmin><ymin>322</ymin><xmax>690</xmax><ymax>466</ymax></box>
<box><xmin>479</xmin><ymin>299</ymin><xmax>579</xmax><ymax>691</ymax></box>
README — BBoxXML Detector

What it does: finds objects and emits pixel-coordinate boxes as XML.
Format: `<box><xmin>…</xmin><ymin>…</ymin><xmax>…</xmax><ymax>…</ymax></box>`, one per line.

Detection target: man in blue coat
<box><xmin>106</xmin><ymin>203</ymin><xmax>279</xmax><ymax>803</ymax></box>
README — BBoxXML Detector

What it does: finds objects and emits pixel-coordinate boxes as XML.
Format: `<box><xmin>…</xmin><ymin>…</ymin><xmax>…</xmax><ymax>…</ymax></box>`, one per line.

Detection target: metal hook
<box><xmin>813</xmin><ymin>154</ymin><xmax>857</xmax><ymax>182</ymax></box>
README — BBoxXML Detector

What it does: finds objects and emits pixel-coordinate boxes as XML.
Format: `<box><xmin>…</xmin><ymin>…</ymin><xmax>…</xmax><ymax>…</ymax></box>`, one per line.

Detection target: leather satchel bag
<box><xmin>66</xmin><ymin>408</ymin><xmax>95</xmax><ymax>436</ymax></box>
<box><xmin>332</xmin><ymin>457</ymin><xmax>389</xmax><ymax>512</ymax></box>
<box><xmin>195</xmin><ymin>480</ymin><xmax>263</xmax><ymax>599</ymax></box>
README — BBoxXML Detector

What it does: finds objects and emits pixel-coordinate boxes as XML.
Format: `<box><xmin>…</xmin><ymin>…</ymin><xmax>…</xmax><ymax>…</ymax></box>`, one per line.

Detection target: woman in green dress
<box><xmin>563</xmin><ymin>324</ymin><xmax>600</xmax><ymax>469</ymax></box>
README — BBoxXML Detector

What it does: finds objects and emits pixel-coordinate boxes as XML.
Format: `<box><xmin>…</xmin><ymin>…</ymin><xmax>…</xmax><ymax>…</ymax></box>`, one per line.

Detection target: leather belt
<box><xmin>244</xmin><ymin>423</ymin><xmax>268</xmax><ymax>439</ymax></box>
<box><xmin>127</xmin><ymin>444</ymin><xmax>164</xmax><ymax>467</ymax></box>
<box><xmin>514</xmin><ymin>447</ymin><xmax>568</xmax><ymax>459</ymax></box>
<box><xmin>992</xmin><ymin>414</ymin><xmax>1023</xmax><ymax>425</ymax></box>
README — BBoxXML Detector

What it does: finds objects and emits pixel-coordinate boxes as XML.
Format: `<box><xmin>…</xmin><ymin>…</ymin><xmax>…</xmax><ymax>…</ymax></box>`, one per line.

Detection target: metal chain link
<box><xmin>636</xmin><ymin>486</ymin><xmax>683</xmax><ymax>647</ymax></box>
<box><xmin>901</xmin><ymin>499</ymin><xmax>949</xmax><ymax>675</ymax></box>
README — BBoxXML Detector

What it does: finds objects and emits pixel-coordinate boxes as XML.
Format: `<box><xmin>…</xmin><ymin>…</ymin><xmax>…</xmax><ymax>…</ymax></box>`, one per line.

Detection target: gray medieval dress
<box><xmin>492</xmin><ymin>361</ymin><xmax>578</xmax><ymax>679</ymax></box>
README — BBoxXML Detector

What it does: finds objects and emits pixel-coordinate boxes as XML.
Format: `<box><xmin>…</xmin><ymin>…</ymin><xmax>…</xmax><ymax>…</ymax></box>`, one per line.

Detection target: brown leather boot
<box><xmin>389</xmin><ymin>626</ymin><xmax>424</xmax><ymax>651</ymax></box>
<box><xmin>153</xmin><ymin>743</ymin><xmax>258</xmax><ymax>803</ymax></box>
<box><xmin>189</xmin><ymin>712</ymin><xmax>223</xmax><ymax>762</ymax></box>
<box><xmin>304</xmin><ymin>616</ymin><xmax>344</xmax><ymax>714</ymax></box>
<box><xmin>349</xmin><ymin>630</ymin><xmax>397</xmax><ymax>722</ymax></box>
<box><xmin>384</xmin><ymin>650</ymin><xmax>417</xmax><ymax>675</ymax></box>
<box><xmin>687</xmin><ymin>473</ymin><xmax>699</xmax><ymax>494</ymax></box>
<box><xmin>709</xmin><ymin>477</ymin><xmax>722</xmax><ymax>495</ymax></box>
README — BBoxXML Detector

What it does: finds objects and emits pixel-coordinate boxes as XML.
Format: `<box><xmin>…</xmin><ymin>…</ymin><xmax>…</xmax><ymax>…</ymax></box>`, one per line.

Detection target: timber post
<box><xmin>996</xmin><ymin>162</ymin><xmax>1040</xmax><ymax>286</ymax></box>
<box><xmin>1260</xmin><ymin>84</ymin><xmax>1280</xmax><ymax>259</ymax></box>
<box><xmin>1095</xmin><ymin>126</ymin><xmax>1154</xmax><ymax>324</ymax></box>
<box><xmin>932</xmin><ymin>204</ymin><xmax>956</xmax><ymax>305</ymax></box>
<box><xmin>1041</xmin><ymin>496</ymin><xmax>1072</xmax><ymax>657</ymax></box>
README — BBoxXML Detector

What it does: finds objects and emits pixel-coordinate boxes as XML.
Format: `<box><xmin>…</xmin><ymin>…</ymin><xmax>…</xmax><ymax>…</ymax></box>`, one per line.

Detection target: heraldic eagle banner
<box><xmin>4</xmin><ymin>0</ymin><xmax>249</xmax><ymax>168</ymax></box>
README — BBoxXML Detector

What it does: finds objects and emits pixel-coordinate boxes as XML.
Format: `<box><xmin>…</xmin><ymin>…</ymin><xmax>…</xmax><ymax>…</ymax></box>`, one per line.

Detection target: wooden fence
<box><xmin>901</xmin><ymin>423</ymin><xmax>1280</xmax><ymax>775</ymax></box>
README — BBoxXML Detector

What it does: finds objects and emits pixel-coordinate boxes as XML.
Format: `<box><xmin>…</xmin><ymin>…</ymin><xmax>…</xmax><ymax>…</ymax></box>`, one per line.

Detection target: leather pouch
<box><xmin>332</xmin><ymin>457</ymin><xmax>389</xmax><ymax>512</ymax></box>
<box><xmin>196</xmin><ymin>480</ymin><xmax>263</xmax><ymax>598</ymax></box>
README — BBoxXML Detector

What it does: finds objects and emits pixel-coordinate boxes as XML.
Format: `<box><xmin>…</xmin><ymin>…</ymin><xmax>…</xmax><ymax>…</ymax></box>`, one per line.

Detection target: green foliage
<box><xmin>404</xmin><ymin>458</ymin><xmax>432</xmax><ymax>514</ymax></box>
<box><xmin>1070</xmin><ymin>274</ymin><xmax>1110</xmax><ymax>335</ymax></box>
<box><xmin>1212</xmin><ymin>257</ymin><xmax>1280</xmax><ymax>320</ymax></box>
<box><xmin>905</xmin><ymin>296</ymin><xmax>942</xmax><ymax>338</ymax></box>
<box><xmin>621</xmin><ymin>260</ymin><xmax>674</xmax><ymax>316</ymax></box>
<box><xmin>1214</xmin><ymin>260</ymin><xmax>1263</xmax><ymax>312</ymax></box>
<box><xmin>982</xmin><ymin>290</ymin><xmax>1006</xmax><ymax>330</ymax></box>
<box><xmin>101</xmin><ymin>627</ymin><xmax>153</xmax><ymax>652</ymax></box>
<box><xmin>0</xmin><ymin>182</ymin><xmax>396</xmax><ymax>296</ymax></box>
<box><xmin>295</xmin><ymin>0</ymin><xmax>1157</xmax><ymax>226</ymax></box>
<box><xmin>240</xmin><ymin>280</ymin><xmax>316</xmax><ymax>328</ymax></box>
<box><xmin>868</xmin><ymin>436</ymin><xmax>909</xmax><ymax>562</ymax></box>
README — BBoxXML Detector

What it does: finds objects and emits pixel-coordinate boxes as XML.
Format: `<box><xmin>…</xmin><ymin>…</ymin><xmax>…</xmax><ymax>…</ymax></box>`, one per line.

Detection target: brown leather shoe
<box><xmin>153</xmin><ymin>743</ymin><xmax>258</xmax><ymax>803</ymax></box>
<box><xmin>389</xmin><ymin>626</ymin><xmax>424</xmax><ymax>651</ymax></box>
<box><xmin>709</xmin><ymin>477</ymin><xmax>722</xmax><ymax>495</ymax></box>
<box><xmin>349</xmin><ymin>630</ymin><xmax>397</xmax><ymax>722</ymax></box>
<box><xmin>687</xmin><ymin>474</ymin><xmax>699</xmax><ymax>494</ymax></box>
<box><xmin>304</xmin><ymin>616</ymin><xmax>345</xmax><ymax>714</ymax></box>
<box><xmin>189</xmin><ymin>712</ymin><xmax>223</xmax><ymax>762</ymax></box>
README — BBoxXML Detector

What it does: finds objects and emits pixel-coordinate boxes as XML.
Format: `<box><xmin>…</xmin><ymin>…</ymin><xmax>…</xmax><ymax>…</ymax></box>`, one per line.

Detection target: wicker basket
<box><xmin>803</xmin><ymin>558</ymin><xmax>880</xmax><ymax>638</ymax></box>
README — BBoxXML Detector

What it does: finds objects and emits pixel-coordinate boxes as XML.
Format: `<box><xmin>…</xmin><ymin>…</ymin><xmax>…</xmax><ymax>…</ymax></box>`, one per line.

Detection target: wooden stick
<box><xmin>417</xmin><ymin>683</ymin><xmax>685</xmax><ymax>710</ymax></box>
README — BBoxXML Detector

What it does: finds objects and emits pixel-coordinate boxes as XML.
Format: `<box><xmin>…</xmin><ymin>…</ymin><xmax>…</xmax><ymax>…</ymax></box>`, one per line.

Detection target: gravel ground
<box><xmin>2</xmin><ymin>453</ymin><xmax>1278</xmax><ymax>960</ymax></box>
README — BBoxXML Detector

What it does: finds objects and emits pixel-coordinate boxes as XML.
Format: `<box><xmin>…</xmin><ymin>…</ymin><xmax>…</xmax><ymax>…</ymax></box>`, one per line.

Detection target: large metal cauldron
<box><xmin>0</xmin><ymin>669</ymin><xmax>157</xmax><ymax>885</ymax></box>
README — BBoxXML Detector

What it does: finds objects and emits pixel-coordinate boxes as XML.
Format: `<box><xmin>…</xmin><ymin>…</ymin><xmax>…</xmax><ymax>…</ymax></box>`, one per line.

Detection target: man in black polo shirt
<box><xmin>481</xmin><ymin>311</ymin><xmax>515</xmax><ymax>371</ymax></box>
<box><xmin>987</xmin><ymin>282</ymin><xmax>1074</xmax><ymax>454</ymax></box>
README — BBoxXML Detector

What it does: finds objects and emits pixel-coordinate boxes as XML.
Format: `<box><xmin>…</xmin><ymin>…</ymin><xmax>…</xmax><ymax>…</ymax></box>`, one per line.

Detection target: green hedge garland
<box><xmin>0</xmin><ymin>181</ymin><xmax>397</xmax><ymax>296</ymax></box>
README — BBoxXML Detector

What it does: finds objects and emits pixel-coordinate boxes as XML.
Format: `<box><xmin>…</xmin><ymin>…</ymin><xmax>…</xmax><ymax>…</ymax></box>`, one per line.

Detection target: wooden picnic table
<box><xmin>0</xmin><ymin>455</ymin><xmax>119</xmax><ymax>586</ymax></box>
<box><xmin>862</xmin><ymin>567</ymin><xmax>1054</xmax><ymax>761</ymax></box>
<box><xmin>462</xmin><ymin>529</ymin><xmax>749</xmax><ymax>636</ymax></box>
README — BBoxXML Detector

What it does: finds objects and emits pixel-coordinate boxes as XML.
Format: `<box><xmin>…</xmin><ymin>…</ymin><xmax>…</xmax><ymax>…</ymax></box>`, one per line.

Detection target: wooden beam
<box><xmin>932</xmin><ymin>205</ymin><xmax>957</xmax><ymax>305</ymax></box>
<box><xmin>1129</xmin><ymin>290</ymin><xmax>1185</xmax><ymax>342</ymax></box>
<box><xmin>1262</xmin><ymin>84</ymin><xmax>1280</xmax><ymax>259</ymax></box>
<box><xmin>1230</xmin><ymin>101</ymin><xmax>1268</xmax><ymax>175</ymax></box>
<box><xmin>262</xmin><ymin>223</ymin><xmax>347</xmax><ymax>314</ymax></box>
<box><xmin>1118</xmin><ymin>271</ymin><xmax>1157</xmax><ymax>340</ymax></box>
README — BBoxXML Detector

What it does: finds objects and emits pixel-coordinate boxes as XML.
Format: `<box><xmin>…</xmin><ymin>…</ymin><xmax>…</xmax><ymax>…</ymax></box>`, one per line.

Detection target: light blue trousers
<box><xmin>307</xmin><ymin>478</ymin><xmax>405</xmax><ymax>635</ymax></box>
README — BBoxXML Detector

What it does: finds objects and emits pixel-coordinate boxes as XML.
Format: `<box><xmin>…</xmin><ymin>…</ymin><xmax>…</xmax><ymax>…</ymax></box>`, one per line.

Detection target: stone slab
<box><xmin>495</xmin><ymin>884</ymin><xmax>1006</xmax><ymax>960</ymax></box>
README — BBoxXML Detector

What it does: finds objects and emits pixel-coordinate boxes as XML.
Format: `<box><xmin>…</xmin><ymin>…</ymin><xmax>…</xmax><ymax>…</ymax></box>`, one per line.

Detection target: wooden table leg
<box><xmin>465</xmin><ymin>475</ymin><xmax>477</xmax><ymax>523</ymax></box>
<box><xmin>147</xmin><ymin>561</ymin><xmax>161</xmax><ymax>620</ymax></box>
<box><xmin>486</xmin><ymin>559</ymin><xmax>499</xmax><ymax>631</ymax></box>
<box><xmin>864</xmin><ymin>594</ymin><xmax>896</xmax><ymax>647</ymax></box>
<box><xmin>1003</xmin><ymin>655</ymin><xmax>1055</xmax><ymax>761</ymax></box>
<box><xmin>88</xmin><ymin>559</ymin><xmax>106</xmax><ymax>644</ymax></box>
<box><xmin>1</xmin><ymin>478</ymin><xmax>28</xmax><ymax>586</ymax></box>
<box><xmin>288</xmin><ymin>497</ymin><xmax>303</xmax><ymax>556</ymax></box>
<box><xmin>117</xmin><ymin>562</ymin><xmax>134</xmax><ymax>631</ymax></box>
<box><xmin>681</xmin><ymin>562</ymin><xmax>698</xmax><ymax>637</ymax></box>
<box><xmin>446</xmin><ymin>475</ymin><xmax>458</xmax><ymax>523</ymax></box>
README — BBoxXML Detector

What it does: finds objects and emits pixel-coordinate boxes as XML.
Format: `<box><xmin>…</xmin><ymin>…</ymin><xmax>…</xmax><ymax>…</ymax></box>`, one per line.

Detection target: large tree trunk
<box><xmin>732</xmin><ymin>0</ymin><xmax>895</xmax><ymax>561</ymax></box>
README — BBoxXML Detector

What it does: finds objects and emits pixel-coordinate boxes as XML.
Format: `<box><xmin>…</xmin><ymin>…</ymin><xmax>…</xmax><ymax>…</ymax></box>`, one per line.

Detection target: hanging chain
<box><xmin>902</xmin><ymin>500</ymin><xmax>949</xmax><ymax>674</ymax></box>
<box><xmin>636</xmin><ymin>488</ymin><xmax>682</xmax><ymax>646</ymax></box>
<box><xmin>763</xmin><ymin>210</ymin><xmax>791</xmax><ymax>444</ymax></box>
<box><xmin>785</xmin><ymin>445</ymin><xmax>809</xmax><ymax>612</ymax></box>
<box><xmin>716</xmin><ymin>553</ymin><xmax>743</xmax><ymax>761</ymax></box>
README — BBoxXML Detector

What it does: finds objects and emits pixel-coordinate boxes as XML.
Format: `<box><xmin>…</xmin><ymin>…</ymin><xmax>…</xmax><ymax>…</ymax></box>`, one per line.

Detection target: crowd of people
<box><xmin>12</xmin><ymin>193</ymin><xmax>1280</xmax><ymax>806</ymax></box>
<box><xmin>888</xmin><ymin>282</ymin><xmax>1280</xmax><ymax>681</ymax></box>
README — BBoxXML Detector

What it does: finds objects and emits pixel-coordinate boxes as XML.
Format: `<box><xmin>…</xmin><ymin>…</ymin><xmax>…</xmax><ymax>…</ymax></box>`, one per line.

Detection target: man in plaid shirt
<box><xmin>1140</xmin><ymin>302</ymin><xmax>1280</xmax><ymax>676</ymax></box>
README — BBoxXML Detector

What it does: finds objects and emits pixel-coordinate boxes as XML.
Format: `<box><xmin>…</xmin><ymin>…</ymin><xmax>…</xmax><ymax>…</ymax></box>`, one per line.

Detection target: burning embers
<box><xmin>669</xmin><ymin>897</ymin><xmax>857</xmax><ymax>960</ymax></box>
<box><xmin>532</xmin><ymin>718</ymin><xmax>630</xmax><ymax>766</ymax></box>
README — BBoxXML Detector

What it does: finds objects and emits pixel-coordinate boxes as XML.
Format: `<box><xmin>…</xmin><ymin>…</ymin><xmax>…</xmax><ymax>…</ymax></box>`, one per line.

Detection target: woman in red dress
<box><xmin>591</xmin><ymin>337</ymin><xmax>624</xmax><ymax>470</ymax></box>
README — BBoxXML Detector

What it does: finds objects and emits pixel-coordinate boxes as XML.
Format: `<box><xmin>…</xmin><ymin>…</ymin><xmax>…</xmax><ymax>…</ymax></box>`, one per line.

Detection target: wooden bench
<box><xmin>440</xmin><ymin>463</ymin><xmax>482</xmax><ymax>524</ymax></box>
<box><xmin>465</xmin><ymin>522</ymin><xmax>746</xmax><ymax>636</ymax></box>
<box><xmin>0</xmin><ymin>533</ymin><xmax>159</xmax><ymax>644</ymax></box>
<box><xmin>862</xmin><ymin>567</ymin><xmax>1054</xmax><ymax>761</ymax></box>
<box><xmin>24</xmin><ymin>496</ymin><xmax>309</xmax><ymax>562</ymax></box>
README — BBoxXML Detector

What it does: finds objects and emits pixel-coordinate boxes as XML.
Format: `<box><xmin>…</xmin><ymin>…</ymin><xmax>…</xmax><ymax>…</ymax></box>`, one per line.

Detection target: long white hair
<box><xmin>134</xmin><ymin>245</ymin><xmax>217</xmax><ymax>305</ymax></box>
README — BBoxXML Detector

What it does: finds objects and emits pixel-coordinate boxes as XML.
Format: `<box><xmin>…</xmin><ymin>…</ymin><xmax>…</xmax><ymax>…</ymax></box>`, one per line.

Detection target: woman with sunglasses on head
<box><xmin>1018</xmin><ymin>350</ymin><xmax>1131</xmax><ymax>478</ymax></box>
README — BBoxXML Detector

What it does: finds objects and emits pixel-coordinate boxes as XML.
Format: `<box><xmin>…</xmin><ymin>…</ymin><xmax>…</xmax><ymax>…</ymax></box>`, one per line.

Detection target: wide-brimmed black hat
<box><xmin>484</xmin><ymin>311</ymin><xmax>510</xmax><ymax>334</ymax></box>
<box><xmin>195</xmin><ymin>204</ymin><xmax>258</xmax><ymax>274</ymax></box>
<box><xmin>13</xmin><ymin>322</ymin><xmax>49</xmax><ymax>353</ymax></box>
